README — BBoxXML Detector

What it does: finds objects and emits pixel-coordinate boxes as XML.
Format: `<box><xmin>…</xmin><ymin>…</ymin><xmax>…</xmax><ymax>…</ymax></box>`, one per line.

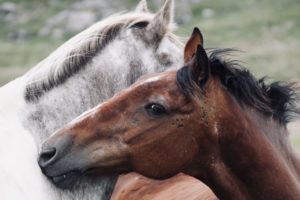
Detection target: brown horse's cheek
<box><xmin>130</xmin><ymin>130</ymin><xmax>198</xmax><ymax>179</ymax></box>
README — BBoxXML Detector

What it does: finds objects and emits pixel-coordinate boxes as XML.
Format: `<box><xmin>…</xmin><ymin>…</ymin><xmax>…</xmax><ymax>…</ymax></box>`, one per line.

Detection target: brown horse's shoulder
<box><xmin>111</xmin><ymin>172</ymin><xmax>217</xmax><ymax>200</ymax></box>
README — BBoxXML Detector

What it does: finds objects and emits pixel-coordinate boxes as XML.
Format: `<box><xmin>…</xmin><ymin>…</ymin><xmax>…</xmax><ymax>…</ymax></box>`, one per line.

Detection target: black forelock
<box><xmin>176</xmin><ymin>48</ymin><xmax>300</xmax><ymax>125</ymax></box>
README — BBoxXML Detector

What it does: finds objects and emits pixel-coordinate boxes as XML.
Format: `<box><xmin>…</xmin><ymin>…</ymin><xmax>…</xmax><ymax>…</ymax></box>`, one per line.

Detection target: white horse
<box><xmin>0</xmin><ymin>0</ymin><xmax>184</xmax><ymax>199</ymax></box>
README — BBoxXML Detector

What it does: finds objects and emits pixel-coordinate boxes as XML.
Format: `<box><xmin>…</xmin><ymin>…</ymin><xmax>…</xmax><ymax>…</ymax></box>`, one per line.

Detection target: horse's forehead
<box><xmin>142</xmin><ymin>74</ymin><xmax>167</xmax><ymax>84</ymax></box>
<box><xmin>124</xmin><ymin>71</ymin><xmax>192</xmax><ymax>112</ymax></box>
<box><xmin>137</xmin><ymin>71</ymin><xmax>176</xmax><ymax>85</ymax></box>
<box><xmin>130</xmin><ymin>71</ymin><xmax>185</xmax><ymax>102</ymax></box>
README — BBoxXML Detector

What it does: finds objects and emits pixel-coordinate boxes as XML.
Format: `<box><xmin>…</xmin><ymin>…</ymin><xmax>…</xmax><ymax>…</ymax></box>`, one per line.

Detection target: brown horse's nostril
<box><xmin>38</xmin><ymin>148</ymin><xmax>57</xmax><ymax>168</ymax></box>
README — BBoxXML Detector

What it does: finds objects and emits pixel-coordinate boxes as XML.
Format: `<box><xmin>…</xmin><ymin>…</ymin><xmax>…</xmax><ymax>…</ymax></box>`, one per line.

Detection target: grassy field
<box><xmin>0</xmin><ymin>0</ymin><xmax>299</xmax><ymax>147</ymax></box>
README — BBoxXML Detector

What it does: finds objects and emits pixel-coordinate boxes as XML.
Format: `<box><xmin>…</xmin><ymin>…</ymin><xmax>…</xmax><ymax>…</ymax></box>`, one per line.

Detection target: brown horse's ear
<box><xmin>184</xmin><ymin>27</ymin><xmax>204</xmax><ymax>63</ymax></box>
<box><xmin>192</xmin><ymin>44</ymin><xmax>209</xmax><ymax>87</ymax></box>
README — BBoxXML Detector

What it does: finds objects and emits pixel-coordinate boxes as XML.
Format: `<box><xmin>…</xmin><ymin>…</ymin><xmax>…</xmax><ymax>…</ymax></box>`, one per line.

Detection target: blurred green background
<box><xmin>0</xmin><ymin>0</ymin><xmax>299</xmax><ymax>84</ymax></box>
<box><xmin>0</xmin><ymin>0</ymin><xmax>299</xmax><ymax>146</ymax></box>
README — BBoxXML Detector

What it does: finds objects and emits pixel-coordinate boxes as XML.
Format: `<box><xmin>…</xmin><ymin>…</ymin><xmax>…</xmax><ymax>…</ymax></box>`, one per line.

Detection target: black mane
<box><xmin>176</xmin><ymin>49</ymin><xmax>300</xmax><ymax>125</ymax></box>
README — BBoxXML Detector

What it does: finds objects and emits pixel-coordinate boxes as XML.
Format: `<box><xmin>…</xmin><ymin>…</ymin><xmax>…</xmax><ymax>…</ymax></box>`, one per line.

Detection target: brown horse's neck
<box><xmin>190</xmin><ymin>80</ymin><xmax>300</xmax><ymax>200</ymax></box>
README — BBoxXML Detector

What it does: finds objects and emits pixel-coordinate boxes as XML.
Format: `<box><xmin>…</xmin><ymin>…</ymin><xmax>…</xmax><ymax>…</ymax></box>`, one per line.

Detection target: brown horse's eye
<box><xmin>145</xmin><ymin>103</ymin><xmax>167</xmax><ymax>117</ymax></box>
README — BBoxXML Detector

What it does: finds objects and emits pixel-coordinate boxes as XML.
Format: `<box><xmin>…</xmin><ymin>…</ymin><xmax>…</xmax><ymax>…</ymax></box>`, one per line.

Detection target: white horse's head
<box><xmin>25</xmin><ymin>0</ymin><xmax>182</xmax><ymax>103</ymax></box>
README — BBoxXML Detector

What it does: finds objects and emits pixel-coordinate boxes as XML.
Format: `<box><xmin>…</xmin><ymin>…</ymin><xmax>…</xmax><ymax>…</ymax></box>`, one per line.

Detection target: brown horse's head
<box><xmin>38</xmin><ymin>27</ymin><xmax>215</xmax><ymax>188</ymax></box>
<box><xmin>39</xmin><ymin>27</ymin><xmax>299</xmax><ymax>192</ymax></box>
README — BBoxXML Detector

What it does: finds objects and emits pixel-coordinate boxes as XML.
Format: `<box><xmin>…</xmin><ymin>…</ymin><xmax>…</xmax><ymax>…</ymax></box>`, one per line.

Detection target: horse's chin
<box><xmin>49</xmin><ymin>168</ymin><xmax>120</xmax><ymax>190</ymax></box>
<box><xmin>49</xmin><ymin>170</ymin><xmax>83</xmax><ymax>189</ymax></box>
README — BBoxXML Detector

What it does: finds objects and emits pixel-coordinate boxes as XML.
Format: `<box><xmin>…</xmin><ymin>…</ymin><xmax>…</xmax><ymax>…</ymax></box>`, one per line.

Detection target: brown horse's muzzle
<box><xmin>38</xmin><ymin>132</ymin><xmax>89</xmax><ymax>188</ymax></box>
<box><xmin>38</xmin><ymin>126</ymin><xmax>130</xmax><ymax>189</ymax></box>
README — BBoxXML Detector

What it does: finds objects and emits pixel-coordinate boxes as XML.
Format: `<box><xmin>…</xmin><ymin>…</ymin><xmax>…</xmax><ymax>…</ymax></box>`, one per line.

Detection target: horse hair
<box><xmin>24</xmin><ymin>24</ymin><xmax>123</xmax><ymax>102</ymax></box>
<box><xmin>176</xmin><ymin>48</ymin><xmax>300</xmax><ymax>125</ymax></box>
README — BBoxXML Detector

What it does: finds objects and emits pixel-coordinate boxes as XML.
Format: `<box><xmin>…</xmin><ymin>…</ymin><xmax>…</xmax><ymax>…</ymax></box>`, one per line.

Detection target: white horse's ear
<box><xmin>135</xmin><ymin>0</ymin><xmax>149</xmax><ymax>13</ymax></box>
<box><xmin>146</xmin><ymin>0</ymin><xmax>174</xmax><ymax>41</ymax></box>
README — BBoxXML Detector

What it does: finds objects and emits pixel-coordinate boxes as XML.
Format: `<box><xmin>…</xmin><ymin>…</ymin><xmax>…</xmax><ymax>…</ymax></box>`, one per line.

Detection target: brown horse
<box><xmin>38</xmin><ymin>28</ymin><xmax>300</xmax><ymax>199</ymax></box>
